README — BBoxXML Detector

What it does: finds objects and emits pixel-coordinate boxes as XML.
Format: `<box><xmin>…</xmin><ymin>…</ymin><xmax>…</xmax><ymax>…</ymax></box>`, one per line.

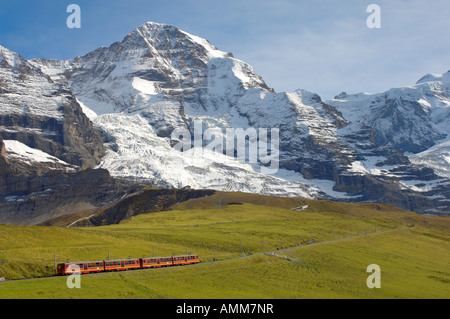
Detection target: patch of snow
<box><xmin>76</xmin><ymin>98</ymin><xmax>98</xmax><ymax>121</ymax></box>
<box><xmin>4</xmin><ymin>140</ymin><xmax>70</xmax><ymax>166</ymax></box>
<box><xmin>132</xmin><ymin>77</ymin><xmax>159</xmax><ymax>95</ymax></box>
<box><xmin>409</xmin><ymin>138</ymin><xmax>450</xmax><ymax>179</ymax></box>
<box><xmin>179</xmin><ymin>30</ymin><xmax>228</xmax><ymax>60</ymax></box>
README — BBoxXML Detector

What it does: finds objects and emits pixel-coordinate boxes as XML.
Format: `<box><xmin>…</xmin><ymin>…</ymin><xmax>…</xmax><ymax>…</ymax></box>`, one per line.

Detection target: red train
<box><xmin>57</xmin><ymin>254</ymin><xmax>199</xmax><ymax>275</ymax></box>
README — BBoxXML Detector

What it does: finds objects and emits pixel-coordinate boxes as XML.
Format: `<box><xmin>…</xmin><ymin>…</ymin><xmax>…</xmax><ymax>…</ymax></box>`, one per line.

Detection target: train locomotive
<box><xmin>57</xmin><ymin>254</ymin><xmax>199</xmax><ymax>275</ymax></box>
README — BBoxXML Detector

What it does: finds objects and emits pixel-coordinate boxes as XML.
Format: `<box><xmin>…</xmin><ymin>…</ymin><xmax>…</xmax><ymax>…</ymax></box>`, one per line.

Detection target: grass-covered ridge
<box><xmin>0</xmin><ymin>191</ymin><xmax>449</xmax><ymax>298</ymax></box>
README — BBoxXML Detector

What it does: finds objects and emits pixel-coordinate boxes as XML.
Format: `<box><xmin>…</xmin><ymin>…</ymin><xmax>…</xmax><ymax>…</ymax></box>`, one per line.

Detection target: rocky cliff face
<box><xmin>0</xmin><ymin>46</ymin><xmax>115</xmax><ymax>225</ymax></box>
<box><xmin>0</xmin><ymin>168</ymin><xmax>126</xmax><ymax>225</ymax></box>
<box><xmin>0</xmin><ymin>45</ymin><xmax>105</xmax><ymax>169</ymax></box>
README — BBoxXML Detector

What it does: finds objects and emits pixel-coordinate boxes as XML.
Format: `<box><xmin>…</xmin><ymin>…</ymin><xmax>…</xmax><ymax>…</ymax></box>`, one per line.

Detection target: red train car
<box><xmin>104</xmin><ymin>258</ymin><xmax>140</xmax><ymax>272</ymax></box>
<box><xmin>172</xmin><ymin>255</ymin><xmax>199</xmax><ymax>266</ymax></box>
<box><xmin>56</xmin><ymin>254</ymin><xmax>200</xmax><ymax>276</ymax></box>
<box><xmin>140</xmin><ymin>256</ymin><xmax>173</xmax><ymax>268</ymax></box>
<box><xmin>57</xmin><ymin>261</ymin><xmax>104</xmax><ymax>275</ymax></box>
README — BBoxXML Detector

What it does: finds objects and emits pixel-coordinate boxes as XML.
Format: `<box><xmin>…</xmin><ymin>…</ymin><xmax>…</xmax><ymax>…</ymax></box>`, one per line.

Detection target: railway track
<box><xmin>0</xmin><ymin>226</ymin><xmax>413</xmax><ymax>284</ymax></box>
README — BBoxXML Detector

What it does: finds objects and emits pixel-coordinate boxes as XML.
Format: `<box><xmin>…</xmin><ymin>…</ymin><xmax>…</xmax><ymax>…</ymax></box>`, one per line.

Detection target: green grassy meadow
<box><xmin>0</xmin><ymin>192</ymin><xmax>449</xmax><ymax>299</ymax></box>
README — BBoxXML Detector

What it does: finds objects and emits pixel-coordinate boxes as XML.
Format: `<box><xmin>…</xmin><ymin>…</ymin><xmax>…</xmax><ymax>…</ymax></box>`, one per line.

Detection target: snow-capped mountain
<box><xmin>31</xmin><ymin>22</ymin><xmax>348</xmax><ymax>200</ymax></box>
<box><xmin>326</xmin><ymin>71</ymin><xmax>450</xmax><ymax>210</ymax></box>
<box><xmin>2</xmin><ymin>21</ymin><xmax>449</xmax><ymax>220</ymax></box>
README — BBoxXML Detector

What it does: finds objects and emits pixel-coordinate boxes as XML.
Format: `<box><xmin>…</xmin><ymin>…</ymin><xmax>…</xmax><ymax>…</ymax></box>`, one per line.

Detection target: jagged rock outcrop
<box><xmin>72</xmin><ymin>188</ymin><xmax>216</xmax><ymax>226</ymax></box>
<box><xmin>0</xmin><ymin>168</ymin><xmax>127</xmax><ymax>225</ymax></box>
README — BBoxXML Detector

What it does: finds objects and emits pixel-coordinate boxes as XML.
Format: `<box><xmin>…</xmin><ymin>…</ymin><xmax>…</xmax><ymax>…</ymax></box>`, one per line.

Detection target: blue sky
<box><xmin>0</xmin><ymin>0</ymin><xmax>449</xmax><ymax>100</ymax></box>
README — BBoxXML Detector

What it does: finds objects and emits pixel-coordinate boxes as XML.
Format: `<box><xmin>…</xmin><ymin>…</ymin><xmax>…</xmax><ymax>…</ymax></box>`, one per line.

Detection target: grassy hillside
<box><xmin>0</xmin><ymin>192</ymin><xmax>449</xmax><ymax>298</ymax></box>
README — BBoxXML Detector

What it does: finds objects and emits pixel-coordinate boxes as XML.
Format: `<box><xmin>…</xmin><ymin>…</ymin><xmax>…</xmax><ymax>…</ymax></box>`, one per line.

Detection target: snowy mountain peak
<box><xmin>136</xmin><ymin>21</ymin><xmax>229</xmax><ymax>58</ymax></box>
<box><xmin>0</xmin><ymin>45</ymin><xmax>26</xmax><ymax>69</ymax></box>
<box><xmin>416</xmin><ymin>70</ymin><xmax>450</xmax><ymax>84</ymax></box>
<box><xmin>127</xmin><ymin>21</ymin><xmax>231</xmax><ymax>64</ymax></box>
